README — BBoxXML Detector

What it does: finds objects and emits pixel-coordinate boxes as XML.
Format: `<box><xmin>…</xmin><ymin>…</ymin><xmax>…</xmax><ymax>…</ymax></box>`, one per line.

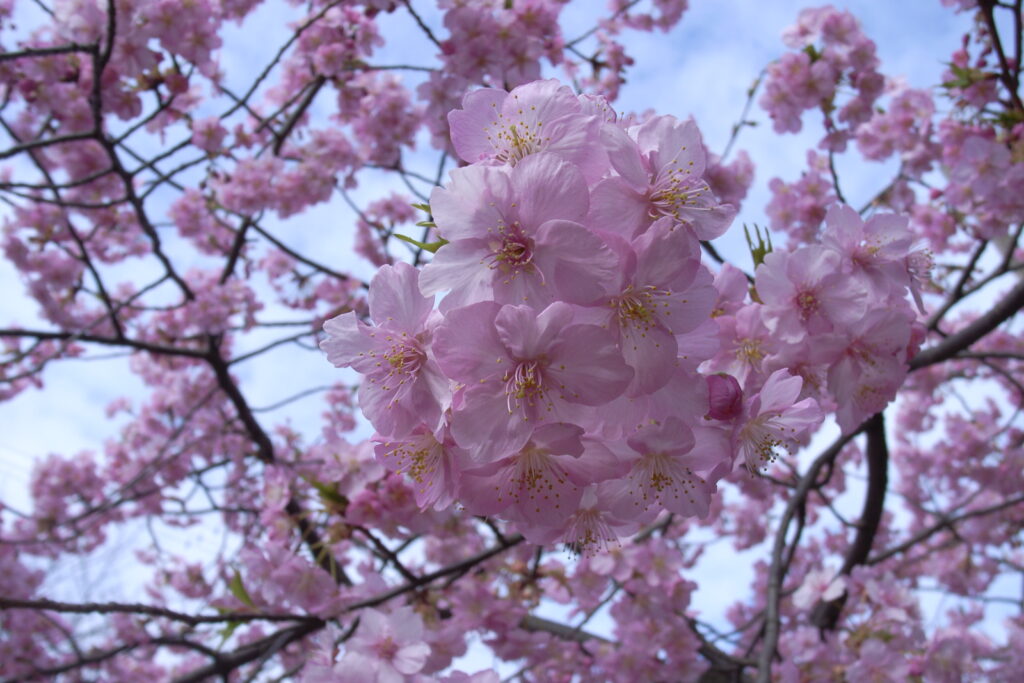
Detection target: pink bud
<box><xmin>706</xmin><ymin>373</ymin><xmax>742</xmax><ymax>421</ymax></box>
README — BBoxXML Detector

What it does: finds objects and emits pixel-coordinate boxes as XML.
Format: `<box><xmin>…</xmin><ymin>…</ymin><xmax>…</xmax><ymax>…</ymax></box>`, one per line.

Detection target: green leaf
<box><xmin>309</xmin><ymin>477</ymin><xmax>347</xmax><ymax>508</ymax></box>
<box><xmin>394</xmin><ymin>233</ymin><xmax>448</xmax><ymax>253</ymax></box>
<box><xmin>940</xmin><ymin>62</ymin><xmax>992</xmax><ymax>90</ymax></box>
<box><xmin>228</xmin><ymin>571</ymin><xmax>255</xmax><ymax>608</ymax></box>
<box><xmin>217</xmin><ymin>620</ymin><xmax>242</xmax><ymax>649</ymax></box>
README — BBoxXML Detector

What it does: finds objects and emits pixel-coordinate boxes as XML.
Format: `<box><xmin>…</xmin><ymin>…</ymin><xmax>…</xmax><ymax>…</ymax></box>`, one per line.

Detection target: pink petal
<box><xmin>534</xmin><ymin>220</ymin><xmax>620</xmax><ymax>305</ymax></box>
<box><xmin>368</xmin><ymin>262</ymin><xmax>433</xmax><ymax>330</ymax></box>
<box><xmin>448</xmin><ymin>87</ymin><xmax>508</xmax><ymax>163</ymax></box>
<box><xmin>547</xmin><ymin>325</ymin><xmax>633</xmax><ymax>405</ymax></box>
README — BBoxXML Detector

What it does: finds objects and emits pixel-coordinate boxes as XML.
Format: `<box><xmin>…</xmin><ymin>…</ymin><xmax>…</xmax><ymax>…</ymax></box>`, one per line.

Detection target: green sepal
<box><xmin>744</xmin><ymin>223</ymin><xmax>773</xmax><ymax>268</ymax></box>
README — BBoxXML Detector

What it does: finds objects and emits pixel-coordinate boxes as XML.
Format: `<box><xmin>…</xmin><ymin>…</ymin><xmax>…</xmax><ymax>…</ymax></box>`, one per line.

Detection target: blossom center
<box><xmin>368</xmin><ymin>334</ymin><xmax>425</xmax><ymax>399</ymax></box>
<box><xmin>739</xmin><ymin>418</ymin><xmax>788</xmax><ymax>471</ymax></box>
<box><xmin>737</xmin><ymin>337</ymin><xmax>764</xmax><ymax>364</ymax></box>
<box><xmin>565</xmin><ymin>509</ymin><xmax>617</xmax><ymax>556</ymax></box>
<box><xmin>493</xmin><ymin>123</ymin><xmax>541</xmax><ymax>165</ymax></box>
<box><xmin>514</xmin><ymin>447</ymin><xmax>567</xmax><ymax>494</ymax></box>
<box><xmin>502</xmin><ymin>359</ymin><xmax>551</xmax><ymax>415</ymax></box>
<box><xmin>374</xmin><ymin>635</ymin><xmax>400</xmax><ymax>662</ymax></box>
<box><xmin>613</xmin><ymin>285</ymin><xmax>669</xmax><ymax>335</ymax></box>
<box><xmin>385</xmin><ymin>340</ymin><xmax>423</xmax><ymax>373</ymax></box>
<box><xmin>796</xmin><ymin>290</ymin><xmax>819</xmax><ymax>319</ymax></box>
<box><xmin>486</xmin><ymin>223</ymin><xmax>536</xmax><ymax>278</ymax></box>
<box><xmin>648</xmin><ymin>162</ymin><xmax>701</xmax><ymax>220</ymax></box>
<box><xmin>391</xmin><ymin>441</ymin><xmax>437</xmax><ymax>485</ymax></box>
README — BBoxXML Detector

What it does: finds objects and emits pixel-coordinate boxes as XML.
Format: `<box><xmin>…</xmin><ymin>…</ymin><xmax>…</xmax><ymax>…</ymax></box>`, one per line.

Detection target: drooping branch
<box><xmin>170</xmin><ymin>619</ymin><xmax>326</xmax><ymax>683</ymax></box>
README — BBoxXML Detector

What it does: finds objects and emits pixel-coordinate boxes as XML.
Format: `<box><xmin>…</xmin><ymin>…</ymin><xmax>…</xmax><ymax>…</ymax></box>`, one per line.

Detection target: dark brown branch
<box><xmin>273</xmin><ymin>76</ymin><xmax>325</xmax><ymax>155</ymax></box>
<box><xmin>520</xmin><ymin>614</ymin><xmax>610</xmax><ymax>643</ymax></box>
<box><xmin>688</xmin><ymin>618</ymin><xmax>756</xmax><ymax>681</ymax></box>
<box><xmin>220</xmin><ymin>218</ymin><xmax>252</xmax><ymax>284</ymax></box>
<box><xmin>911</xmin><ymin>276</ymin><xmax>1024</xmax><ymax>370</ymax></box>
<box><xmin>927</xmin><ymin>240</ymin><xmax>988</xmax><ymax>331</ymax></box>
<box><xmin>0</xmin><ymin>42</ymin><xmax>97</xmax><ymax>62</ymax></box>
<box><xmin>0</xmin><ymin>131</ymin><xmax>97</xmax><ymax>160</ymax></box>
<box><xmin>0</xmin><ymin>597</ymin><xmax>317</xmax><ymax>626</ymax></box>
<box><xmin>810</xmin><ymin>413</ymin><xmax>888</xmax><ymax>632</ymax></box>
<box><xmin>345</xmin><ymin>534</ymin><xmax>524</xmax><ymax>612</ymax></box>
<box><xmin>221</xmin><ymin>0</ymin><xmax>346</xmax><ymax>121</ymax></box>
<box><xmin>248</xmin><ymin>222</ymin><xmax>354</xmax><ymax>283</ymax></box>
<box><xmin>869</xmin><ymin>493</ymin><xmax>1024</xmax><ymax>565</ymax></box>
<box><xmin>401</xmin><ymin>0</ymin><xmax>443</xmax><ymax>49</ymax></box>
<box><xmin>980</xmin><ymin>0</ymin><xmax>1024</xmax><ymax>112</ymax></box>
<box><xmin>171</xmin><ymin>620</ymin><xmax>325</xmax><ymax>683</ymax></box>
<box><xmin>756</xmin><ymin>426</ymin><xmax>865</xmax><ymax>683</ymax></box>
<box><xmin>0</xmin><ymin>328</ymin><xmax>207</xmax><ymax>359</ymax></box>
<box><xmin>95</xmin><ymin>133</ymin><xmax>196</xmax><ymax>299</ymax></box>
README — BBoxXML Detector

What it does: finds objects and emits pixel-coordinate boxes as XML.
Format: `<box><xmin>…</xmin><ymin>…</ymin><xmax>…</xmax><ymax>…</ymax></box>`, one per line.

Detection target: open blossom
<box><xmin>432</xmin><ymin>301</ymin><xmax>632</xmax><ymax>456</ymax></box>
<box><xmin>320</xmin><ymin>262</ymin><xmax>449</xmax><ymax>438</ymax></box>
<box><xmin>755</xmin><ymin>244</ymin><xmax>868</xmax><ymax>342</ymax></box>
<box><xmin>578</xmin><ymin>216</ymin><xmax>717</xmax><ymax>395</ymax></box>
<box><xmin>735</xmin><ymin>369</ymin><xmax>822</xmax><ymax>472</ymax></box>
<box><xmin>459</xmin><ymin>422</ymin><xmax>624</xmax><ymax>527</ymax></box>
<box><xmin>605</xmin><ymin>417</ymin><xmax>724</xmax><ymax>520</ymax></box>
<box><xmin>447</xmin><ymin>79</ymin><xmax>605</xmax><ymax>178</ymax></box>
<box><xmin>374</xmin><ymin>425</ymin><xmax>465</xmax><ymax>511</ymax></box>
<box><xmin>420</xmin><ymin>152</ymin><xmax>618</xmax><ymax>310</ymax></box>
<box><xmin>335</xmin><ymin>607</ymin><xmax>431</xmax><ymax>682</ymax></box>
<box><xmin>828</xmin><ymin>309</ymin><xmax>913</xmax><ymax>433</ymax></box>
<box><xmin>821</xmin><ymin>203</ymin><xmax>926</xmax><ymax>305</ymax></box>
<box><xmin>706</xmin><ymin>305</ymin><xmax>773</xmax><ymax>387</ymax></box>
<box><xmin>590</xmin><ymin>115</ymin><xmax>735</xmax><ymax>240</ymax></box>
<box><xmin>793</xmin><ymin>566</ymin><xmax>847</xmax><ymax>609</ymax></box>
<box><xmin>519</xmin><ymin>483</ymin><xmax>644</xmax><ymax>554</ymax></box>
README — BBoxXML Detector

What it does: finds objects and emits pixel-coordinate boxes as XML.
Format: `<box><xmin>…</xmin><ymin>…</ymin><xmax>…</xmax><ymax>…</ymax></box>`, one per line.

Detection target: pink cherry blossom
<box><xmin>420</xmin><ymin>152</ymin><xmax>618</xmax><ymax>309</ymax></box>
<box><xmin>338</xmin><ymin>607</ymin><xmax>431</xmax><ymax>682</ymax></box>
<box><xmin>432</xmin><ymin>301</ymin><xmax>633</xmax><ymax>456</ymax></box>
<box><xmin>605</xmin><ymin>417</ymin><xmax>722</xmax><ymax>520</ymax></box>
<box><xmin>590</xmin><ymin>115</ymin><xmax>736</xmax><ymax>240</ymax></box>
<box><xmin>320</xmin><ymin>262</ymin><xmax>449</xmax><ymax>438</ymax></box>
<box><xmin>735</xmin><ymin>369</ymin><xmax>822</xmax><ymax>472</ymax></box>
<box><xmin>755</xmin><ymin>244</ymin><xmax>868</xmax><ymax>342</ymax></box>
<box><xmin>448</xmin><ymin>79</ymin><xmax>604</xmax><ymax>177</ymax></box>
<box><xmin>578</xmin><ymin>216</ymin><xmax>717</xmax><ymax>395</ymax></box>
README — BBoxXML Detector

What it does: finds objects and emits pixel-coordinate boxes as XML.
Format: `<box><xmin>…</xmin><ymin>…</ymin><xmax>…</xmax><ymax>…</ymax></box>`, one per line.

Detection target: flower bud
<box><xmin>705</xmin><ymin>373</ymin><xmax>742</xmax><ymax>421</ymax></box>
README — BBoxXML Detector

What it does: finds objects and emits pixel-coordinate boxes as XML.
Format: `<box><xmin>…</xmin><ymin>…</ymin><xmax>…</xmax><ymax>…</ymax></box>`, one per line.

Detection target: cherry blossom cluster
<box><xmin>713</xmin><ymin>203</ymin><xmax>931</xmax><ymax>436</ymax></box>
<box><xmin>760</xmin><ymin>4</ymin><xmax>883</xmax><ymax>144</ymax></box>
<box><xmin>322</xmin><ymin>78</ymin><xmax>829</xmax><ymax>549</ymax></box>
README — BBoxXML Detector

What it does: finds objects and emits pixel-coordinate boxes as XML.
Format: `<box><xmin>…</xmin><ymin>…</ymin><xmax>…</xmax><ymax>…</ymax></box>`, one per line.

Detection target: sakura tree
<box><xmin>1</xmin><ymin>0</ymin><xmax>1022</xmax><ymax>680</ymax></box>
